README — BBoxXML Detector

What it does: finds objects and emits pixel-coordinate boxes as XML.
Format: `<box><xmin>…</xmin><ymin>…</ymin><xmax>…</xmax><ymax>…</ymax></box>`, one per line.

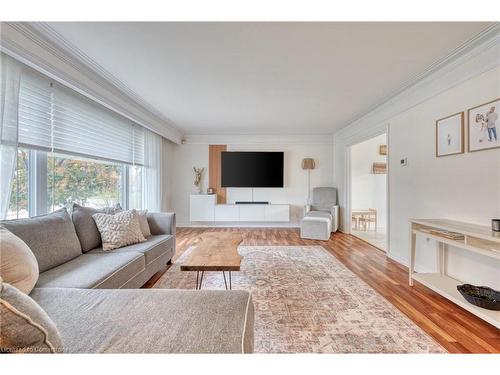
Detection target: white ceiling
<box><xmin>46</xmin><ymin>22</ymin><xmax>492</xmax><ymax>135</ymax></box>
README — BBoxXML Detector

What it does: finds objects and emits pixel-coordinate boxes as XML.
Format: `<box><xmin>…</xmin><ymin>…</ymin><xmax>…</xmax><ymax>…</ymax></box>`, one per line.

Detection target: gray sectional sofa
<box><xmin>2</xmin><ymin>207</ymin><xmax>176</xmax><ymax>290</ymax></box>
<box><xmin>1</xmin><ymin>207</ymin><xmax>254</xmax><ymax>353</ymax></box>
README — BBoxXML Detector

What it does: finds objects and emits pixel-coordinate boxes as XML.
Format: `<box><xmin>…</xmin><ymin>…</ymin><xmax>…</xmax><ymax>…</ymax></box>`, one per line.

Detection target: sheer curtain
<box><xmin>0</xmin><ymin>54</ymin><xmax>22</xmax><ymax>219</ymax></box>
<box><xmin>142</xmin><ymin>129</ymin><xmax>169</xmax><ymax>212</ymax></box>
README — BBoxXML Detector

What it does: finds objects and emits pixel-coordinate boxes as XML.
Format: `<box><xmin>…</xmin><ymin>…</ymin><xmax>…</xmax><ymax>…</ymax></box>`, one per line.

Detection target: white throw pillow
<box><xmin>0</xmin><ymin>227</ymin><xmax>39</xmax><ymax>294</ymax></box>
<box><xmin>92</xmin><ymin>210</ymin><xmax>146</xmax><ymax>251</ymax></box>
<box><xmin>136</xmin><ymin>210</ymin><xmax>151</xmax><ymax>237</ymax></box>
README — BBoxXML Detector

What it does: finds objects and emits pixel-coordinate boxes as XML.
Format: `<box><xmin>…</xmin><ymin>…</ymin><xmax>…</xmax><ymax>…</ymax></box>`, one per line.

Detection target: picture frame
<box><xmin>435</xmin><ymin>112</ymin><xmax>464</xmax><ymax>157</ymax></box>
<box><xmin>379</xmin><ymin>145</ymin><xmax>387</xmax><ymax>155</ymax></box>
<box><xmin>467</xmin><ymin>98</ymin><xmax>500</xmax><ymax>152</ymax></box>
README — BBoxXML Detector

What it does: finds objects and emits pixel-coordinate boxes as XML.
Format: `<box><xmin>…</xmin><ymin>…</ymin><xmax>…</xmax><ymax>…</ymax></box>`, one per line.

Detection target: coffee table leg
<box><xmin>229</xmin><ymin>271</ymin><xmax>232</xmax><ymax>290</ymax></box>
<box><xmin>222</xmin><ymin>271</ymin><xmax>228</xmax><ymax>290</ymax></box>
<box><xmin>195</xmin><ymin>271</ymin><xmax>205</xmax><ymax>290</ymax></box>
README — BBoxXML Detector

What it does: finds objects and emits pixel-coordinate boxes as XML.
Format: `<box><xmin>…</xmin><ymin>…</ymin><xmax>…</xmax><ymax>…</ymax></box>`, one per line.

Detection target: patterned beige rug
<box><xmin>154</xmin><ymin>245</ymin><xmax>446</xmax><ymax>353</ymax></box>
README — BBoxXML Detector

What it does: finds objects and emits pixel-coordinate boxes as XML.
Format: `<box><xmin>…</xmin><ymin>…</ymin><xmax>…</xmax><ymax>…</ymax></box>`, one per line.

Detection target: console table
<box><xmin>409</xmin><ymin>219</ymin><xmax>500</xmax><ymax>328</ymax></box>
<box><xmin>190</xmin><ymin>194</ymin><xmax>290</xmax><ymax>222</ymax></box>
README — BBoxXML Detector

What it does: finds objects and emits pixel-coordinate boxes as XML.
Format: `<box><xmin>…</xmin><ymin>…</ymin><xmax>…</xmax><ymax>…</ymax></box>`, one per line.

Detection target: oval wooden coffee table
<box><xmin>180</xmin><ymin>232</ymin><xmax>243</xmax><ymax>290</ymax></box>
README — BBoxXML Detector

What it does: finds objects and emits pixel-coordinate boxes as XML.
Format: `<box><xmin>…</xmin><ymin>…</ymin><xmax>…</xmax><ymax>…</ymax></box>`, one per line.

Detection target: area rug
<box><xmin>154</xmin><ymin>245</ymin><xmax>446</xmax><ymax>353</ymax></box>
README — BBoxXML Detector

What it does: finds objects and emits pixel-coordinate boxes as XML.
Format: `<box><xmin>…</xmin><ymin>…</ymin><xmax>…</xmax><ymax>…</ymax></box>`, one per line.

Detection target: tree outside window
<box><xmin>48</xmin><ymin>153</ymin><xmax>123</xmax><ymax>211</ymax></box>
<box><xmin>7</xmin><ymin>149</ymin><xmax>30</xmax><ymax>219</ymax></box>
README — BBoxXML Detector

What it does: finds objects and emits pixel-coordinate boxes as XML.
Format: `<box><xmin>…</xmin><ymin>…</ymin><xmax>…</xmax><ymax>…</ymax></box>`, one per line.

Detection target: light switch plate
<box><xmin>400</xmin><ymin>157</ymin><xmax>408</xmax><ymax>166</ymax></box>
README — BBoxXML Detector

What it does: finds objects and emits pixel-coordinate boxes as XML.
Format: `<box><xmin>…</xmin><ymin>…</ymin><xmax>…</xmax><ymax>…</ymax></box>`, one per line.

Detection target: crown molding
<box><xmin>184</xmin><ymin>133</ymin><xmax>334</xmax><ymax>145</ymax></box>
<box><xmin>0</xmin><ymin>22</ymin><xmax>183</xmax><ymax>144</ymax></box>
<box><xmin>334</xmin><ymin>23</ymin><xmax>500</xmax><ymax>142</ymax></box>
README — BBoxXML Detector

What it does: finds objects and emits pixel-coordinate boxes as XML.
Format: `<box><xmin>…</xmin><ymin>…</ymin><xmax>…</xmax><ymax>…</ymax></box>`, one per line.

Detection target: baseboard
<box><xmin>386</xmin><ymin>251</ymin><xmax>435</xmax><ymax>274</ymax></box>
<box><xmin>178</xmin><ymin>222</ymin><xmax>300</xmax><ymax>228</ymax></box>
<box><xmin>386</xmin><ymin>251</ymin><xmax>409</xmax><ymax>267</ymax></box>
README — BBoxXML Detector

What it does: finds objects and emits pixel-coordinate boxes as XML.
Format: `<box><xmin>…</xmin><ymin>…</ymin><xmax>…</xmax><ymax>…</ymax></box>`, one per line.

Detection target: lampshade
<box><xmin>301</xmin><ymin>158</ymin><xmax>315</xmax><ymax>170</ymax></box>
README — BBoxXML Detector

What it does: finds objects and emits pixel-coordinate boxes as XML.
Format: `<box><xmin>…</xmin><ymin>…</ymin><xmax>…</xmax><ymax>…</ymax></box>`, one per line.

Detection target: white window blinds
<box><xmin>18</xmin><ymin>69</ymin><xmax>145</xmax><ymax>165</ymax></box>
<box><xmin>18</xmin><ymin>70</ymin><xmax>52</xmax><ymax>150</ymax></box>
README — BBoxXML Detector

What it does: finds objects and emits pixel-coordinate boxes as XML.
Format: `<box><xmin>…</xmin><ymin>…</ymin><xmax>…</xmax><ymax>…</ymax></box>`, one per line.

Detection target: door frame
<box><xmin>345</xmin><ymin>125</ymin><xmax>390</xmax><ymax>253</ymax></box>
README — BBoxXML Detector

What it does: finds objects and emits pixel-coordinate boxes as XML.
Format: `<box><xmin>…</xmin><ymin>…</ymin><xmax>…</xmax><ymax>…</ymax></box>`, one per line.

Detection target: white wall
<box><xmin>171</xmin><ymin>135</ymin><xmax>334</xmax><ymax>226</ymax></box>
<box><xmin>170</xmin><ymin>143</ymin><xmax>210</xmax><ymax>226</ymax></box>
<box><xmin>350</xmin><ymin>133</ymin><xmax>387</xmax><ymax>230</ymax></box>
<box><xmin>333</xmin><ymin>36</ymin><xmax>500</xmax><ymax>289</ymax></box>
<box><xmin>388</xmin><ymin>66</ymin><xmax>500</xmax><ymax>287</ymax></box>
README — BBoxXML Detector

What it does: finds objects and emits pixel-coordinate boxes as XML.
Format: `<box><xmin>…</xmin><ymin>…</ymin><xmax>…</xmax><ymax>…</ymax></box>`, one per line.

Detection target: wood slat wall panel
<box><xmin>209</xmin><ymin>144</ymin><xmax>227</xmax><ymax>204</ymax></box>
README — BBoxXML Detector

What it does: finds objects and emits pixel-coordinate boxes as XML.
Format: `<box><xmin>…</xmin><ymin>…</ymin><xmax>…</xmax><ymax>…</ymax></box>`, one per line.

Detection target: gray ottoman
<box><xmin>300</xmin><ymin>211</ymin><xmax>332</xmax><ymax>241</ymax></box>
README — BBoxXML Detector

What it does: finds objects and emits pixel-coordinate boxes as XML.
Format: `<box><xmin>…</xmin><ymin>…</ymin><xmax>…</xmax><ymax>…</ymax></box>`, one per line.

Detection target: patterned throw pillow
<box><xmin>92</xmin><ymin>210</ymin><xmax>146</xmax><ymax>251</ymax></box>
<box><xmin>72</xmin><ymin>203</ymin><xmax>123</xmax><ymax>252</ymax></box>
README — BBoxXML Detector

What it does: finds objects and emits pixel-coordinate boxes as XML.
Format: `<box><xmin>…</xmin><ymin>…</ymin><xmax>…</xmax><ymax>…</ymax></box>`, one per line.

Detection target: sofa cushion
<box><xmin>0</xmin><ymin>227</ymin><xmax>39</xmax><ymax>294</ymax></box>
<box><xmin>30</xmin><ymin>287</ymin><xmax>254</xmax><ymax>353</ymax></box>
<box><xmin>36</xmin><ymin>252</ymin><xmax>145</xmax><ymax>289</ymax></box>
<box><xmin>137</xmin><ymin>210</ymin><xmax>151</xmax><ymax>237</ymax></box>
<box><xmin>93</xmin><ymin>210</ymin><xmax>146</xmax><ymax>251</ymax></box>
<box><xmin>147</xmin><ymin>212</ymin><xmax>175</xmax><ymax>236</ymax></box>
<box><xmin>88</xmin><ymin>234</ymin><xmax>174</xmax><ymax>265</ymax></box>
<box><xmin>1</xmin><ymin>208</ymin><xmax>82</xmax><ymax>273</ymax></box>
<box><xmin>71</xmin><ymin>203</ymin><xmax>122</xmax><ymax>252</ymax></box>
<box><xmin>1</xmin><ymin>280</ymin><xmax>63</xmax><ymax>353</ymax></box>
<box><xmin>305</xmin><ymin>211</ymin><xmax>332</xmax><ymax>219</ymax></box>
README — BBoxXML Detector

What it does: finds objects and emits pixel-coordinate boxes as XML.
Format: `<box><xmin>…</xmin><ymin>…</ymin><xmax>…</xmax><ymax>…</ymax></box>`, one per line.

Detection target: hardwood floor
<box><xmin>143</xmin><ymin>227</ymin><xmax>500</xmax><ymax>353</ymax></box>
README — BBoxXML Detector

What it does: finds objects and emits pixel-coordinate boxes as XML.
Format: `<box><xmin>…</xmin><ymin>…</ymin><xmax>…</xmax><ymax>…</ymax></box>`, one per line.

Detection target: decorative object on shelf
<box><xmin>457</xmin><ymin>284</ymin><xmax>500</xmax><ymax>311</ymax></box>
<box><xmin>492</xmin><ymin>219</ymin><xmax>500</xmax><ymax>232</ymax></box>
<box><xmin>435</xmin><ymin>112</ymin><xmax>464</xmax><ymax>157</ymax></box>
<box><xmin>468</xmin><ymin>98</ymin><xmax>500</xmax><ymax>152</ymax></box>
<box><xmin>193</xmin><ymin>167</ymin><xmax>205</xmax><ymax>194</ymax></box>
<box><xmin>379</xmin><ymin>145</ymin><xmax>387</xmax><ymax>155</ymax></box>
<box><xmin>428</xmin><ymin>229</ymin><xmax>464</xmax><ymax>240</ymax></box>
<box><xmin>207</xmin><ymin>187</ymin><xmax>215</xmax><ymax>195</ymax></box>
<box><xmin>301</xmin><ymin>158</ymin><xmax>316</xmax><ymax>204</ymax></box>
<box><xmin>372</xmin><ymin>162</ymin><xmax>386</xmax><ymax>174</ymax></box>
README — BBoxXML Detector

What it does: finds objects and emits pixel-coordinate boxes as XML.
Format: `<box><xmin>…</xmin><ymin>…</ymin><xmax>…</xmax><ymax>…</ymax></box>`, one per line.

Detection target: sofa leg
<box><xmin>167</xmin><ymin>259</ymin><xmax>172</xmax><ymax>265</ymax></box>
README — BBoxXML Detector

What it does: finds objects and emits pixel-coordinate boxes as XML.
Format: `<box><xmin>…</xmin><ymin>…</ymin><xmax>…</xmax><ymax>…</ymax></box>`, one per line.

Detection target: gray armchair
<box><xmin>304</xmin><ymin>187</ymin><xmax>339</xmax><ymax>232</ymax></box>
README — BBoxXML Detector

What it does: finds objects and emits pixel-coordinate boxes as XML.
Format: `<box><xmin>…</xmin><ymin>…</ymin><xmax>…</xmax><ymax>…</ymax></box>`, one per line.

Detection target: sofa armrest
<box><xmin>147</xmin><ymin>212</ymin><xmax>176</xmax><ymax>237</ymax></box>
<box><xmin>330</xmin><ymin>205</ymin><xmax>339</xmax><ymax>232</ymax></box>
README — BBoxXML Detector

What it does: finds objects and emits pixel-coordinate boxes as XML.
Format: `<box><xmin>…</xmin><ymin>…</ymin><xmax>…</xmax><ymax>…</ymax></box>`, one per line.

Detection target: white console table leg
<box><xmin>437</xmin><ymin>241</ymin><xmax>443</xmax><ymax>275</ymax></box>
<box><xmin>436</xmin><ymin>241</ymin><xmax>449</xmax><ymax>275</ymax></box>
<box><xmin>409</xmin><ymin>223</ymin><xmax>416</xmax><ymax>286</ymax></box>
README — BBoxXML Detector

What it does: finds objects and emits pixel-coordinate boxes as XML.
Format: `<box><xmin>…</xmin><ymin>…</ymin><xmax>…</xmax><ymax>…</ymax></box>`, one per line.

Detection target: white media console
<box><xmin>190</xmin><ymin>194</ymin><xmax>290</xmax><ymax>222</ymax></box>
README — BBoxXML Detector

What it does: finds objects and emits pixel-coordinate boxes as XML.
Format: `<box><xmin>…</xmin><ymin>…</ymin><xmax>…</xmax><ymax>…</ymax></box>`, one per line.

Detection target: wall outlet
<box><xmin>400</xmin><ymin>157</ymin><xmax>408</xmax><ymax>166</ymax></box>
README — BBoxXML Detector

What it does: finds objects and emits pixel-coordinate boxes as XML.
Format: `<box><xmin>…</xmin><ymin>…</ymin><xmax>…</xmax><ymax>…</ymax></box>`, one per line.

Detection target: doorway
<box><xmin>349</xmin><ymin>133</ymin><xmax>388</xmax><ymax>251</ymax></box>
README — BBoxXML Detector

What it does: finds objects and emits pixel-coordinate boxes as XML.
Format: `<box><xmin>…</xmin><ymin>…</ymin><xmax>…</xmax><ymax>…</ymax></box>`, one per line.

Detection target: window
<box><xmin>18</xmin><ymin>69</ymin><xmax>145</xmax><ymax>165</ymax></box>
<box><xmin>5</xmin><ymin>60</ymin><xmax>147</xmax><ymax>218</ymax></box>
<box><xmin>7</xmin><ymin>149</ymin><xmax>30</xmax><ymax>219</ymax></box>
<box><xmin>47</xmin><ymin>153</ymin><xmax>125</xmax><ymax>211</ymax></box>
<box><xmin>8</xmin><ymin>149</ymin><xmax>137</xmax><ymax>218</ymax></box>
<box><xmin>128</xmin><ymin>165</ymin><xmax>143</xmax><ymax>210</ymax></box>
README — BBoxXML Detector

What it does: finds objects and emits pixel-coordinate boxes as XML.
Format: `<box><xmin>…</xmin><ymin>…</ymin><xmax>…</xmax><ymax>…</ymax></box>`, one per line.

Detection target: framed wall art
<box><xmin>467</xmin><ymin>98</ymin><xmax>500</xmax><ymax>152</ymax></box>
<box><xmin>436</xmin><ymin>112</ymin><xmax>464</xmax><ymax>157</ymax></box>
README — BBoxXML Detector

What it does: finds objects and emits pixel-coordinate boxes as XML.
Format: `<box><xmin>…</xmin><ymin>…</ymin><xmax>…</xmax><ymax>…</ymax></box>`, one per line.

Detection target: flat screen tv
<box><xmin>221</xmin><ymin>151</ymin><xmax>284</xmax><ymax>188</ymax></box>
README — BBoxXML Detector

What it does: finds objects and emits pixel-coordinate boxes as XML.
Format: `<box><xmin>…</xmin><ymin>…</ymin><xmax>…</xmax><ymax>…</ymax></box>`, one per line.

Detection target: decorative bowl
<box><xmin>457</xmin><ymin>284</ymin><xmax>500</xmax><ymax>311</ymax></box>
